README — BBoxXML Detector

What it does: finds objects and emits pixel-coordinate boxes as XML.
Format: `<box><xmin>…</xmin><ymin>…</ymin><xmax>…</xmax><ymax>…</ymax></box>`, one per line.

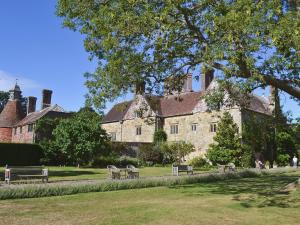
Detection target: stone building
<box><xmin>102</xmin><ymin>72</ymin><xmax>273</xmax><ymax>158</ymax></box>
<box><xmin>0</xmin><ymin>84</ymin><xmax>71</xmax><ymax>143</ymax></box>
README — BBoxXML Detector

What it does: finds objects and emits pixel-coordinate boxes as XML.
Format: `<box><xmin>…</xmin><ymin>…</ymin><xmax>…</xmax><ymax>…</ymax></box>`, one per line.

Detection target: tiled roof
<box><xmin>0</xmin><ymin>100</ymin><xmax>25</xmax><ymax>128</ymax></box>
<box><xmin>102</xmin><ymin>101</ymin><xmax>133</xmax><ymax>123</ymax></box>
<box><xmin>103</xmin><ymin>90</ymin><xmax>272</xmax><ymax>123</ymax></box>
<box><xmin>158</xmin><ymin>92</ymin><xmax>203</xmax><ymax>117</ymax></box>
<box><xmin>15</xmin><ymin>105</ymin><xmax>66</xmax><ymax>126</ymax></box>
<box><xmin>247</xmin><ymin>94</ymin><xmax>272</xmax><ymax>115</ymax></box>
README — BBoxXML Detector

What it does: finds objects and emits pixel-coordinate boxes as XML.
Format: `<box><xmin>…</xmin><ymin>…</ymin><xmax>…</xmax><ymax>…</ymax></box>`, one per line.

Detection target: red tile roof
<box><xmin>0</xmin><ymin>100</ymin><xmax>25</xmax><ymax>128</ymax></box>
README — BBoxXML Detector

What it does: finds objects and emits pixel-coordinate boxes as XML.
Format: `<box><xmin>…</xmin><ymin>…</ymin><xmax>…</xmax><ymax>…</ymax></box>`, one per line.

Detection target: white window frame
<box><xmin>170</xmin><ymin>124</ymin><xmax>179</xmax><ymax>134</ymax></box>
<box><xmin>191</xmin><ymin>123</ymin><xmax>197</xmax><ymax>132</ymax></box>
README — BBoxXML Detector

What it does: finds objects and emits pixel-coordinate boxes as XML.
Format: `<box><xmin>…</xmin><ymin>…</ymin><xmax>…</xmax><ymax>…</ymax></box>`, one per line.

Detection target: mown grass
<box><xmin>0</xmin><ymin>170</ymin><xmax>299</xmax><ymax>225</ymax></box>
<box><xmin>0</xmin><ymin>166</ymin><xmax>197</xmax><ymax>181</ymax></box>
<box><xmin>0</xmin><ymin>169</ymin><xmax>257</xmax><ymax>200</ymax></box>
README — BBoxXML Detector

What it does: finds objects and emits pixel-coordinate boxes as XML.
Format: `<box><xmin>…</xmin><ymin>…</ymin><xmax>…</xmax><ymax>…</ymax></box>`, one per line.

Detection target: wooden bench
<box><xmin>107</xmin><ymin>165</ymin><xmax>121</xmax><ymax>179</ymax></box>
<box><xmin>217</xmin><ymin>163</ymin><xmax>236</xmax><ymax>173</ymax></box>
<box><xmin>5</xmin><ymin>166</ymin><xmax>49</xmax><ymax>184</ymax></box>
<box><xmin>126</xmin><ymin>165</ymin><xmax>139</xmax><ymax>179</ymax></box>
<box><xmin>172</xmin><ymin>165</ymin><xmax>193</xmax><ymax>176</ymax></box>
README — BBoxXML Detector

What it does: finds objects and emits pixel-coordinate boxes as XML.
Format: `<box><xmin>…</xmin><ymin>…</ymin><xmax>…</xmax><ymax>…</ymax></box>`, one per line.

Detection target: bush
<box><xmin>189</xmin><ymin>156</ymin><xmax>210</xmax><ymax>168</ymax></box>
<box><xmin>92</xmin><ymin>155</ymin><xmax>139</xmax><ymax>168</ymax></box>
<box><xmin>160</xmin><ymin>142</ymin><xmax>195</xmax><ymax>164</ymax></box>
<box><xmin>0</xmin><ymin>143</ymin><xmax>43</xmax><ymax>166</ymax></box>
<box><xmin>137</xmin><ymin>144</ymin><xmax>163</xmax><ymax>164</ymax></box>
<box><xmin>277</xmin><ymin>154</ymin><xmax>290</xmax><ymax>167</ymax></box>
<box><xmin>153</xmin><ymin>129</ymin><xmax>167</xmax><ymax>144</ymax></box>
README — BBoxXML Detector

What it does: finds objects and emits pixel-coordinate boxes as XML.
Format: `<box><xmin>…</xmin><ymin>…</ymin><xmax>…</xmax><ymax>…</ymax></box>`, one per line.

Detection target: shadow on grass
<box><xmin>49</xmin><ymin>170</ymin><xmax>102</xmax><ymax>178</ymax></box>
<box><xmin>171</xmin><ymin>173</ymin><xmax>300</xmax><ymax>209</ymax></box>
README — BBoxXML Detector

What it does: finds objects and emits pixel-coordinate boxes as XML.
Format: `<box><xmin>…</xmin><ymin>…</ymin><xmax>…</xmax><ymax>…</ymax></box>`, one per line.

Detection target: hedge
<box><xmin>0</xmin><ymin>143</ymin><xmax>43</xmax><ymax>166</ymax></box>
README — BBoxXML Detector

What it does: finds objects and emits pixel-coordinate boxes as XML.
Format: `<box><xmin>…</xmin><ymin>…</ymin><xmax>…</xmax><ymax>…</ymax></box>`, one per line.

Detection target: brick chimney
<box><xmin>42</xmin><ymin>89</ymin><xmax>52</xmax><ymax>109</ymax></box>
<box><xmin>135</xmin><ymin>81</ymin><xmax>146</xmax><ymax>95</ymax></box>
<box><xmin>183</xmin><ymin>74</ymin><xmax>193</xmax><ymax>92</ymax></box>
<box><xmin>202</xmin><ymin>69</ymin><xmax>214</xmax><ymax>91</ymax></box>
<box><xmin>27</xmin><ymin>96</ymin><xmax>37</xmax><ymax>114</ymax></box>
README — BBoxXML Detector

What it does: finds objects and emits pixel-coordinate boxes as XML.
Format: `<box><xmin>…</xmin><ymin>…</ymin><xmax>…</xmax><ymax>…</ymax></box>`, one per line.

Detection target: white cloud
<box><xmin>0</xmin><ymin>70</ymin><xmax>41</xmax><ymax>92</ymax></box>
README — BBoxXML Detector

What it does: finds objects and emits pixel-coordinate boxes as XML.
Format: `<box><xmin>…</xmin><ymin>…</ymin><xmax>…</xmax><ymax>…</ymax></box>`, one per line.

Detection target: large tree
<box><xmin>57</xmin><ymin>0</ymin><xmax>300</xmax><ymax>109</ymax></box>
<box><xmin>0</xmin><ymin>91</ymin><xmax>9</xmax><ymax>113</ymax></box>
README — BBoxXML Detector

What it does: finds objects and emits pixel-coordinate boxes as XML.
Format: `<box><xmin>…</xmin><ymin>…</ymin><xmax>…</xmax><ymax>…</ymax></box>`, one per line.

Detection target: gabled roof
<box><xmin>0</xmin><ymin>100</ymin><xmax>25</xmax><ymax>128</ymax></box>
<box><xmin>15</xmin><ymin>104</ymin><xmax>66</xmax><ymax>126</ymax></box>
<box><xmin>102</xmin><ymin>101</ymin><xmax>133</xmax><ymax>123</ymax></box>
<box><xmin>158</xmin><ymin>92</ymin><xmax>203</xmax><ymax>117</ymax></box>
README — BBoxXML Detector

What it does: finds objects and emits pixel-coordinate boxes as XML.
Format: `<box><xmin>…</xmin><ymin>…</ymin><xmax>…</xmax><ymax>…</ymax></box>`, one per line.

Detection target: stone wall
<box><xmin>163</xmin><ymin>108</ymin><xmax>242</xmax><ymax>158</ymax></box>
<box><xmin>102</xmin><ymin>117</ymin><xmax>156</xmax><ymax>143</ymax></box>
<box><xmin>0</xmin><ymin>128</ymin><xmax>12</xmax><ymax>142</ymax></box>
<box><xmin>102</xmin><ymin>108</ymin><xmax>243</xmax><ymax>159</ymax></box>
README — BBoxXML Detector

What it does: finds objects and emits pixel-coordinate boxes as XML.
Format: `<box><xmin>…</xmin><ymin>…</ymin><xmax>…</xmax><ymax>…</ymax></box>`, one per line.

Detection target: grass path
<box><xmin>0</xmin><ymin>170</ymin><xmax>299</xmax><ymax>225</ymax></box>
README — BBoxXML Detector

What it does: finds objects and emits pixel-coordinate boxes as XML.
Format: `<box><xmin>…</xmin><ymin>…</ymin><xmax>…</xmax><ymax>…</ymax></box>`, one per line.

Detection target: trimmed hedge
<box><xmin>0</xmin><ymin>143</ymin><xmax>43</xmax><ymax>166</ymax></box>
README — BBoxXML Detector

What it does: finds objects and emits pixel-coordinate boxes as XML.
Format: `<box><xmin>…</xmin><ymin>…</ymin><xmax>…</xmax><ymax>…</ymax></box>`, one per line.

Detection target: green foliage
<box><xmin>276</xmin><ymin>154</ymin><xmax>291</xmax><ymax>167</ymax></box>
<box><xmin>57</xmin><ymin>0</ymin><xmax>300</xmax><ymax>109</ymax></box>
<box><xmin>138</xmin><ymin>144</ymin><xmax>163</xmax><ymax>164</ymax></box>
<box><xmin>189</xmin><ymin>156</ymin><xmax>210</xmax><ymax>168</ymax></box>
<box><xmin>242</xmin><ymin>113</ymin><xmax>274</xmax><ymax>166</ymax></box>
<box><xmin>52</xmin><ymin>110</ymin><xmax>109</xmax><ymax>166</ymax></box>
<box><xmin>0</xmin><ymin>91</ymin><xmax>9</xmax><ymax>113</ymax></box>
<box><xmin>160</xmin><ymin>142</ymin><xmax>195</xmax><ymax>164</ymax></box>
<box><xmin>35</xmin><ymin>118</ymin><xmax>65</xmax><ymax>165</ymax></box>
<box><xmin>0</xmin><ymin>143</ymin><xmax>43</xmax><ymax>166</ymax></box>
<box><xmin>276</xmin><ymin>131</ymin><xmax>297</xmax><ymax>158</ymax></box>
<box><xmin>153</xmin><ymin>129</ymin><xmax>167</xmax><ymax>144</ymax></box>
<box><xmin>207</xmin><ymin>112</ymin><xmax>242</xmax><ymax>166</ymax></box>
<box><xmin>91</xmin><ymin>155</ymin><xmax>139</xmax><ymax>168</ymax></box>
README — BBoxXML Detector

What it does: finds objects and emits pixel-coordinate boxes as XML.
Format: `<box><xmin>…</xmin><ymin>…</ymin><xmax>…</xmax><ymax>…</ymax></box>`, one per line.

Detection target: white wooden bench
<box><xmin>5</xmin><ymin>166</ymin><xmax>48</xmax><ymax>184</ymax></box>
<box><xmin>172</xmin><ymin>165</ymin><xmax>193</xmax><ymax>176</ymax></box>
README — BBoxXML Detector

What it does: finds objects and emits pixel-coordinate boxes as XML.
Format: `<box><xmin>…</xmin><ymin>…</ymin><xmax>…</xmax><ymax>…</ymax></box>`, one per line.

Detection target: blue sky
<box><xmin>0</xmin><ymin>1</ymin><xmax>299</xmax><ymax>118</ymax></box>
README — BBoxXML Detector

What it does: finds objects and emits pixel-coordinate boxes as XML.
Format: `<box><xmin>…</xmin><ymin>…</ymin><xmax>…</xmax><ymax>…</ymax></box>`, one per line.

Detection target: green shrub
<box><xmin>189</xmin><ymin>156</ymin><xmax>210</xmax><ymax>168</ymax></box>
<box><xmin>92</xmin><ymin>155</ymin><xmax>139</xmax><ymax>168</ymax></box>
<box><xmin>0</xmin><ymin>143</ymin><xmax>43</xmax><ymax>166</ymax></box>
<box><xmin>277</xmin><ymin>154</ymin><xmax>290</xmax><ymax>167</ymax></box>
<box><xmin>153</xmin><ymin>129</ymin><xmax>167</xmax><ymax>144</ymax></box>
<box><xmin>138</xmin><ymin>144</ymin><xmax>163</xmax><ymax>164</ymax></box>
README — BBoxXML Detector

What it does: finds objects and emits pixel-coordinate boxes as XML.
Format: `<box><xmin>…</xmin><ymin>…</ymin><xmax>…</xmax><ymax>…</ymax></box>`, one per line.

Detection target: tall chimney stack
<box><xmin>183</xmin><ymin>74</ymin><xmax>193</xmax><ymax>92</ymax></box>
<box><xmin>135</xmin><ymin>81</ymin><xmax>146</xmax><ymax>95</ymax></box>
<box><xmin>202</xmin><ymin>69</ymin><xmax>214</xmax><ymax>91</ymax></box>
<box><xmin>27</xmin><ymin>96</ymin><xmax>37</xmax><ymax>114</ymax></box>
<box><xmin>42</xmin><ymin>89</ymin><xmax>52</xmax><ymax>109</ymax></box>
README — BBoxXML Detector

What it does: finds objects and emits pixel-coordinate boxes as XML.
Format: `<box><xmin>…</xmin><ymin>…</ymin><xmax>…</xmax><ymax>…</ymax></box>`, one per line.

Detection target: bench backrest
<box><xmin>173</xmin><ymin>165</ymin><xmax>192</xmax><ymax>171</ymax></box>
<box><xmin>6</xmin><ymin>166</ymin><xmax>45</xmax><ymax>176</ymax></box>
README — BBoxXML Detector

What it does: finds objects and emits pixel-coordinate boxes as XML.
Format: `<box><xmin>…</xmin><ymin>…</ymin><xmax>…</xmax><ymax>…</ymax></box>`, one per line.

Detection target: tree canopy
<box><xmin>57</xmin><ymin>0</ymin><xmax>300</xmax><ymax>109</ymax></box>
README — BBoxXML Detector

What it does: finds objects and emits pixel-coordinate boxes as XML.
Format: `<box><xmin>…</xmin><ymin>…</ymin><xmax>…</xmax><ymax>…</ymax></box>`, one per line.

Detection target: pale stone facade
<box><xmin>102</xmin><ymin>78</ymin><xmax>273</xmax><ymax>159</ymax></box>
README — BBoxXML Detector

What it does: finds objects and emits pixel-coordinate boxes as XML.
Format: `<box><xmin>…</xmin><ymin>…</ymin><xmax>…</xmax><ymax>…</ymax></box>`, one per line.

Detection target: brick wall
<box><xmin>11</xmin><ymin>124</ymin><xmax>35</xmax><ymax>143</ymax></box>
<box><xmin>0</xmin><ymin>128</ymin><xmax>12</xmax><ymax>142</ymax></box>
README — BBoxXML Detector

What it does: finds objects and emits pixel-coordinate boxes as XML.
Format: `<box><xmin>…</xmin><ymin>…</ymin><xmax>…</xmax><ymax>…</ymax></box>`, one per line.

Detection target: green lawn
<box><xmin>0</xmin><ymin>166</ymin><xmax>213</xmax><ymax>181</ymax></box>
<box><xmin>0</xmin><ymin>170</ymin><xmax>299</xmax><ymax>225</ymax></box>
